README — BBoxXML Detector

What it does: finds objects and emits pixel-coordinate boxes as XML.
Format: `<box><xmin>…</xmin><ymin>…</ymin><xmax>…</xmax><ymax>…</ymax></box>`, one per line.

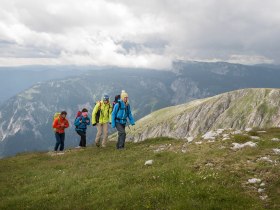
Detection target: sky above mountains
<box><xmin>0</xmin><ymin>0</ymin><xmax>279</xmax><ymax>68</ymax></box>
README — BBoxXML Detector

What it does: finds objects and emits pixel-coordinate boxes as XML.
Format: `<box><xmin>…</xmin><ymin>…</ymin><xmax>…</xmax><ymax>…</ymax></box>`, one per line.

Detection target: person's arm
<box><xmin>86</xmin><ymin>117</ymin><xmax>90</xmax><ymax>125</ymax></box>
<box><xmin>128</xmin><ymin>105</ymin><xmax>135</xmax><ymax>125</ymax></box>
<box><xmin>64</xmin><ymin>119</ymin><xmax>70</xmax><ymax>129</ymax></box>
<box><xmin>74</xmin><ymin>117</ymin><xmax>81</xmax><ymax>126</ymax></box>
<box><xmin>109</xmin><ymin>105</ymin><xmax>112</xmax><ymax>123</ymax></box>
<box><xmin>92</xmin><ymin>104</ymin><xmax>98</xmax><ymax>125</ymax></box>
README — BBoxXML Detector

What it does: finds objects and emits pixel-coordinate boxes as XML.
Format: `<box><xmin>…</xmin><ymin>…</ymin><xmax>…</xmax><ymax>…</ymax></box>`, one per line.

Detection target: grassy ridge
<box><xmin>1</xmin><ymin>129</ymin><xmax>280</xmax><ymax>210</ymax></box>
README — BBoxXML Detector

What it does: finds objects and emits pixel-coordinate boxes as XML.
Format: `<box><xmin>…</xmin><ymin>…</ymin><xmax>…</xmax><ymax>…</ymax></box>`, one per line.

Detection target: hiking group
<box><xmin>52</xmin><ymin>90</ymin><xmax>135</xmax><ymax>153</ymax></box>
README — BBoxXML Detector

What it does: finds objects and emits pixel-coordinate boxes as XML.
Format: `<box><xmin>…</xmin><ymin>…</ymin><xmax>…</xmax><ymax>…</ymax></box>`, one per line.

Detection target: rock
<box><xmin>232</xmin><ymin>130</ymin><xmax>243</xmax><ymax>135</ymax></box>
<box><xmin>245</xmin><ymin>128</ymin><xmax>253</xmax><ymax>132</ymax></box>
<box><xmin>181</xmin><ymin>149</ymin><xmax>187</xmax><ymax>153</ymax></box>
<box><xmin>248</xmin><ymin>178</ymin><xmax>261</xmax><ymax>184</ymax></box>
<box><xmin>257</xmin><ymin>157</ymin><xmax>273</xmax><ymax>163</ymax></box>
<box><xmin>205</xmin><ymin>163</ymin><xmax>214</xmax><ymax>167</ymax></box>
<box><xmin>259</xmin><ymin>195</ymin><xmax>268</xmax><ymax>200</ymax></box>
<box><xmin>232</xmin><ymin>142</ymin><xmax>257</xmax><ymax>150</ymax></box>
<box><xmin>207</xmin><ymin>140</ymin><xmax>215</xmax><ymax>143</ymax></box>
<box><xmin>250</xmin><ymin>136</ymin><xmax>260</xmax><ymax>140</ymax></box>
<box><xmin>195</xmin><ymin>141</ymin><xmax>202</xmax><ymax>145</ymax></box>
<box><xmin>258</xmin><ymin>188</ymin><xmax>265</xmax><ymax>193</ymax></box>
<box><xmin>202</xmin><ymin>131</ymin><xmax>218</xmax><ymax>140</ymax></box>
<box><xmin>273</xmin><ymin>148</ymin><xmax>280</xmax><ymax>154</ymax></box>
<box><xmin>216</xmin><ymin>129</ymin><xmax>225</xmax><ymax>134</ymax></box>
<box><xmin>257</xmin><ymin>131</ymin><xmax>267</xmax><ymax>133</ymax></box>
<box><xmin>144</xmin><ymin>160</ymin><xmax>154</xmax><ymax>166</ymax></box>
<box><xmin>222</xmin><ymin>137</ymin><xmax>230</xmax><ymax>141</ymax></box>
<box><xmin>187</xmin><ymin>137</ymin><xmax>194</xmax><ymax>142</ymax></box>
<box><xmin>260</xmin><ymin>182</ymin><xmax>266</xmax><ymax>187</ymax></box>
<box><xmin>271</xmin><ymin>138</ymin><xmax>280</xmax><ymax>142</ymax></box>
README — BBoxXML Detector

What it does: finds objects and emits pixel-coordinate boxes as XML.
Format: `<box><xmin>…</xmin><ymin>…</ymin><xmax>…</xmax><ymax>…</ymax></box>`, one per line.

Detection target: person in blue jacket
<box><xmin>111</xmin><ymin>90</ymin><xmax>135</xmax><ymax>149</ymax></box>
<box><xmin>74</xmin><ymin>108</ymin><xmax>90</xmax><ymax>148</ymax></box>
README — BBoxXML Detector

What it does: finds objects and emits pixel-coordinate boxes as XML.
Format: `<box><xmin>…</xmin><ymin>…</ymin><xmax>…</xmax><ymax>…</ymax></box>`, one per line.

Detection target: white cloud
<box><xmin>0</xmin><ymin>0</ymin><xmax>279</xmax><ymax>68</ymax></box>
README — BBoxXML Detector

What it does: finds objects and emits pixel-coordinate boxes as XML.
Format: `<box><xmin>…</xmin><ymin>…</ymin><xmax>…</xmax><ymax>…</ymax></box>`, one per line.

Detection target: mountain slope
<box><xmin>127</xmin><ymin>88</ymin><xmax>280</xmax><ymax>142</ymax></box>
<box><xmin>1</xmin><ymin>129</ymin><xmax>280</xmax><ymax>209</ymax></box>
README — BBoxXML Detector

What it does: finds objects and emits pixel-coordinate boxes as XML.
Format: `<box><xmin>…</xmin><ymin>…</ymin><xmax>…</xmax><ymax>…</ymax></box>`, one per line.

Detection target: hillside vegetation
<box><xmin>1</xmin><ymin>128</ymin><xmax>280</xmax><ymax>209</ymax></box>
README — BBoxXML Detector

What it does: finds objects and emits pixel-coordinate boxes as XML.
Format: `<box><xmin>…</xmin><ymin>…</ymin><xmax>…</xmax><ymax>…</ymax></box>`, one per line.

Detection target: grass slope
<box><xmin>1</xmin><ymin>128</ymin><xmax>280</xmax><ymax>210</ymax></box>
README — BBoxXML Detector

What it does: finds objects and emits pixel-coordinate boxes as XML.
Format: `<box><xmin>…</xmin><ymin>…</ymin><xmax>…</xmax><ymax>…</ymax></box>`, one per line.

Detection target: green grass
<box><xmin>0</xmin><ymin>132</ymin><xmax>280</xmax><ymax>210</ymax></box>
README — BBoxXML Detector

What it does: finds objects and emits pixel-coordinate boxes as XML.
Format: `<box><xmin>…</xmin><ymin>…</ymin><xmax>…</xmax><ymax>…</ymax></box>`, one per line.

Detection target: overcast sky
<box><xmin>0</xmin><ymin>0</ymin><xmax>279</xmax><ymax>69</ymax></box>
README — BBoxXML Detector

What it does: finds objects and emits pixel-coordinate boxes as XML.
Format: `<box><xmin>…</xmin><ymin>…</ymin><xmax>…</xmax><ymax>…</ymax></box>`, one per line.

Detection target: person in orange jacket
<box><xmin>52</xmin><ymin>111</ymin><xmax>69</xmax><ymax>152</ymax></box>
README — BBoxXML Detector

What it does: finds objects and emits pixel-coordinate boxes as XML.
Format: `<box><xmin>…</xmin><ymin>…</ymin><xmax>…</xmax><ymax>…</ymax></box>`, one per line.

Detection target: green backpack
<box><xmin>53</xmin><ymin>112</ymin><xmax>61</xmax><ymax>132</ymax></box>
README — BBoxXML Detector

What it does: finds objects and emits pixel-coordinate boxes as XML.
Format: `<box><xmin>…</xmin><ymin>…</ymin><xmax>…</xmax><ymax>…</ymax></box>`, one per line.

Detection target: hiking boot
<box><xmin>95</xmin><ymin>142</ymin><xmax>100</xmax><ymax>147</ymax></box>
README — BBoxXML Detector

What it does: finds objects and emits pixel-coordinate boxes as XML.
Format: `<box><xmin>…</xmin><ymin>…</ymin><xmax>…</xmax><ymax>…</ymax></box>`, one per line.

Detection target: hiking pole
<box><xmin>126</xmin><ymin>122</ymin><xmax>131</xmax><ymax>130</ymax></box>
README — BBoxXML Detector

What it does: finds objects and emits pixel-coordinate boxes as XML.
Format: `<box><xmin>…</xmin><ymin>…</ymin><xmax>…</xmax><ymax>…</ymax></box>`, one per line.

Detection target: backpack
<box><xmin>53</xmin><ymin>112</ymin><xmax>61</xmax><ymax>132</ymax></box>
<box><xmin>75</xmin><ymin>111</ymin><xmax>82</xmax><ymax>128</ymax></box>
<box><xmin>76</xmin><ymin>111</ymin><xmax>82</xmax><ymax>118</ymax></box>
<box><xmin>112</xmin><ymin>95</ymin><xmax>120</xmax><ymax>109</ymax></box>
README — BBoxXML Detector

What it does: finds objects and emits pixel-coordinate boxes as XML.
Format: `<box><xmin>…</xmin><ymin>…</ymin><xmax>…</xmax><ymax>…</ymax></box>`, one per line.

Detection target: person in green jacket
<box><xmin>92</xmin><ymin>94</ymin><xmax>112</xmax><ymax>147</ymax></box>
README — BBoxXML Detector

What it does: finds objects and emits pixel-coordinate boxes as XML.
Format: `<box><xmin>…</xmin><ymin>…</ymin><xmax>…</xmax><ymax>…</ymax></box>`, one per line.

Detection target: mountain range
<box><xmin>0</xmin><ymin>65</ymin><xmax>92</xmax><ymax>105</ymax></box>
<box><xmin>1</xmin><ymin>61</ymin><xmax>280</xmax><ymax>157</ymax></box>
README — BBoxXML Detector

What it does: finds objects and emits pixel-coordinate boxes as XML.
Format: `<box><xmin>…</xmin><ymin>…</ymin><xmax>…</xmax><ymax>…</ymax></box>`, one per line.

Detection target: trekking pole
<box><xmin>126</xmin><ymin>122</ymin><xmax>131</xmax><ymax>130</ymax></box>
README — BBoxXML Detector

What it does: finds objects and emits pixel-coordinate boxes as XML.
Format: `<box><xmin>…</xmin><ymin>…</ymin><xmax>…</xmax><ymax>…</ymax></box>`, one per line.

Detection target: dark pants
<box><xmin>77</xmin><ymin>130</ymin><xmax>86</xmax><ymax>147</ymax></box>
<box><xmin>54</xmin><ymin>132</ymin><xmax>65</xmax><ymax>151</ymax></box>
<box><xmin>116</xmin><ymin>123</ymin><xmax>126</xmax><ymax>149</ymax></box>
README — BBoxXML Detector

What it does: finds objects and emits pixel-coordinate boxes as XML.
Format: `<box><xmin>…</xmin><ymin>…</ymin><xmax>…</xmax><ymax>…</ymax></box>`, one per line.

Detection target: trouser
<box><xmin>95</xmin><ymin>123</ymin><xmax>108</xmax><ymax>146</ymax></box>
<box><xmin>116</xmin><ymin>123</ymin><xmax>126</xmax><ymax>149</ymax></box>
<box><xmin>54</xmin><ymin>132</ymin><xmax>65</xmax><ymax>151</ymax></box>
<box><xmin>77</xmin><ymin>130</ymin><xmax>86</xmax><ymax>147</ymax></box>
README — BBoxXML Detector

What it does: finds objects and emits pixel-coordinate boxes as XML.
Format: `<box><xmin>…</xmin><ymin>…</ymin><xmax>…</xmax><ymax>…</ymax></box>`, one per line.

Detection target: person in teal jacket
<box><xmin>74</xmin><ymin>108</ymin><xmax>90</xmax><ymax>147</ymax></box>
<box><xmin>111</xmin><ymin>90</ymin><xmax>135</xmax><ymax>149</ymax></box>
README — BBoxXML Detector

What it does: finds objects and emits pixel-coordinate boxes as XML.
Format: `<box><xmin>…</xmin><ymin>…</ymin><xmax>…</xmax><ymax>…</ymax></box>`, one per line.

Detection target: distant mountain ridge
<box><xmin>0</xmin><ymin>66</ymin><xmax>91</xmax><ymax>104</ymax></box>
<box><xmin>127</xmin><ymin>88</ymin><xmax>280</xmax><ymax>142</ymax></box>
<box><xmin>1</xmin><ymin>62</ymin><xmax>280</xmax><ymax>157</ymax></box>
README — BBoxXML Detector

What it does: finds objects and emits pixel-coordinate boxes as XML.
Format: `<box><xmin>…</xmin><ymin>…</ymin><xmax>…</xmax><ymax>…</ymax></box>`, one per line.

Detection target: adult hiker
<box><xmin>74</xmin><ymin>108</ymin><xmax>90</xmax><ymax>148</ymax></box>
<box><xmin>52</xmin><ymin>111</ymin><xmax>69</xmax><ymax>153</ymax></box>
<box><xmin>92</xmin><ymin>94</ymin><xmax>112</xmax><ymax>147</ymax></box>
<box><xmin>111</xmin><ymin>90</ymin><xmax>135</xmax><ymax>149</ymax></box>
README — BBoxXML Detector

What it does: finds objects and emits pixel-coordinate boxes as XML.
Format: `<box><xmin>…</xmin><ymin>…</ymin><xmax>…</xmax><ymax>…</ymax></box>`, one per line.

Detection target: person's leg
<box><xmin>95</xmin><ymin>123</ymin><xmax>102</xmax><ymax>147</ymax></box>
<box><xmin>102</xmin><ymin>123</ymin><xmax>108</xmax><ymax>147</ymax></box>
<box><xmin>54</xmin><ymin>132</ymin><xmax>61</xmax><ymax>151</ymax></box>
<box><xmin>77</xmin><ymin>131</ymin><xmax>82</xmax><ymax>147</ymax></box>
<box><xmin>116</xmin><ymin>123</ymin><xmax>126</xmax><ymax>149</ymax></box>
<box><xmin>81</xmin><ymin>131</ymin><xmax>86</xmax><ymax>147</ymax></box>
<box><xmin>59</xmin><ymin>133</ymin><xmax>65</xmax><ymax>151</ymax></box>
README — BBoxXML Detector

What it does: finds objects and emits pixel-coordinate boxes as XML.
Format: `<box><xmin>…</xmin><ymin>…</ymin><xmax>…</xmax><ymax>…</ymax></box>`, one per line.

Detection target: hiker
<box><xmin>74</xmin><ymin>108</ymin><xmax>90</xmax><ymax>148</ymax></box>
<box><xmin>52</xmin><ymin>111</ymin><xmax>69</xmax><ymax>152</ymax></box>
<box><xmin>92</xmin><ymin>94</ymin><xmax>112</xmax><ymax>147</ymax></box>
<box><xmin>111</xmin><ymin>90</ymin><xmax>135</xmax><ymax>149</ymax></box>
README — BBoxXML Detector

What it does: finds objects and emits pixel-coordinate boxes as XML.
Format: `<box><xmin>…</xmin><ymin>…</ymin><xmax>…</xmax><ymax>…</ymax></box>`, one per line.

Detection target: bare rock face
<box><xmin>127</xmin><ymin>88</ymin><xmax>280</xmax><ymax>142</ymax></box>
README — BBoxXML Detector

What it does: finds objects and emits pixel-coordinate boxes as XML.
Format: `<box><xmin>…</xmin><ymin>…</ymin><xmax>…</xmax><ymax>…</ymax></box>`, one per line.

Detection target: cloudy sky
<box><xmin>0</xmin><ymin>0</ymin><xmax>279</xmax><ymax>69</ymax></box>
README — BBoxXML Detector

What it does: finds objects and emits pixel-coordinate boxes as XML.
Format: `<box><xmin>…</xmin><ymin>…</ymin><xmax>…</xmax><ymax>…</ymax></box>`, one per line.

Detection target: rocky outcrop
<box><xmin>127</xmin><ymin>88</ymin><xmax>280</xmax><ymax>142</ymax></box>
